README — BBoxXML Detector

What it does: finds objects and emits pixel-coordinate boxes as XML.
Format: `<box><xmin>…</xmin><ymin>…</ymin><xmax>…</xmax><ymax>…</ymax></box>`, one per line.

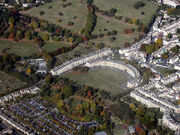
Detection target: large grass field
<box><xmin>0</xmin><ymin>40</ymin><xmax>72</xmax><ymax>56</ymax></box>
<box><xmin>22</xmin><ymin>0</ymin><xmax>88</xmax><ymax>32</ymax></box>
<box><xmin>22</xmin><ymin>0</ymin><xmax>157</xmax><ymax>49</ymax></box>
<box><xmin>63</xmin><ymin>69</ymin><xmax>128</xmax><ymax>95</ymax></box>
<box><xmin>0</xmin><ymin>40</ymin><xmax>39</xmax><ymax>57</ymax></box>
<box><xmin>94</xmin><ymin>0</ymin><xmax>158</xmax><ymax>25</ymax></box>
<box><xmin>91</xmin><ymin>0</ymin><xmax>158</xmax><ymax>48</ymax></box>
<box><xmin>92</xmin><ymin>15</ymin><xmax>139</xmax><ymax>48</ymax></box>
<box><xmin>42</xmin><ymin>42</ymin><xmax>71</xmax><ymax>52</ymax></box>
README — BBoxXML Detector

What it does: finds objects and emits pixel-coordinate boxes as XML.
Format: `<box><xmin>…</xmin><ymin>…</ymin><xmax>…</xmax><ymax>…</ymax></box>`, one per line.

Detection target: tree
<box><xmin>167</xmin><ymin>33</ymin><xmax>172</xmax><ymax>39</ymax></box>
<box><xmin>87</xmin><ymin>0</ymin><xmax>93</xmax><ymax>4</ymax></box>
<box><xmin>25</xmin><ymin>31</ymin><xmax>32</xmax><ymax>40</ymax></box>
<box><xmin>109</xmin><ymin>37</ymin><xmax>116</xmax><ymax>42</ymax></box>
<box><xmin>15</xmin><ymin>31</ymin><xmax>23</xmax><ymax>40</ymax></box>
<box><xmin>171</xmin><ymin>45</ymin><xmax>179</xmax><ymax>54</ymax></box>
<box><xmin>45</xmin><ymin>74</ymin><xmax>53</xmax><ymax>84</ymax></box>
<box><xmin>53</xmin><ymin>36</ymin><xmax>60</xmax><ymax>42</ymax></box>
<box><xmin>26</xmin><ymin>68</ymin><xmax>32</xmax><ymax>75</ymax></box>
<box><xmin>87</xmin><ymin>91</ymin><xmax>92</xmax><ymax>97</ymax></box>
<box><xmin>83</xmin><ymin>7</ymin><xmax>97</xmax><ymax>39</ymax></box>
<box><xmin>178</xmin><ymin>99</ymin><xmax>180</xmax><ymax>105</ymax></box>
<box><xmin>57</xmin><ymin>100</ymin><xmax>64</xmax><ymax>109</ymax></box>
<box><xmin>62</xmin><ymin>85</ymin><xmax>73</xmax><ymax>98</ymax></box>
<box><xmin>155</xmin><ymin>38</ymin><xmax>163</xmax><ymax>50</ymax></box>
<box><xmin>39</xmin><ymin>11</ymin><xmax>45</xmax><ymax>16</ymax></box>
<box><xmin>9</xmin><ymin>17</ymin><xmax>14</xmax><ymax>28</ymax></box>
<box><xmin>134</xmin><ymin>1</ymin><xmax>145</xmax><ymax>9</ymax></box>
<box><xmin>146</xmin><ymin>44</ymin><xmax>155</xmax><ymax>54</ymax></box>
<box><xmin>139</xmin><ymin>130</ymin><xmax>146</xmax><ymax>135</ymax></box>
<box><xmin>109</xmin><ymin>8</ymin><xmax>117</xmax><ymax>16</ymax></box>
<box><xmin>136</xmin><ymin>126</ymin><xmax>141</xmax><ymax>134</ymax></box>
<box><xmin>124</xmin><ymin>42</ymin><xmax>131</xmax><ymax>48</ymax></box>
<box><xmin>33</xmin><ymin>21</ymin><xmax>39</xmax><ymax>29</ymax></box>
<box><xmin>167</xmin><ymin>8</ymin><xmax>180</xmax><ymax>16</ymax></box>
<box><xmin>139</xmin><ymin>44</ymin><xmax>147</xmax><ymax>52</ymax></box>
<box><xmin>96</xmin><ymin>42</ymin><xmax>105</xmax><ymax>49</ymax></box>
<box><xmin>8</xmin><ymin>33</ymin><xmax>14</xmax><ymax>39</ymax></box>
<box><xmin>34</xmin><ymin>36</ymin><xmax>44</xmax><ymax>47</ymax></box>
<box><xmin>41</xmin><ymin>33</ymin><xmax>49</xmax><ymax>41</ymax></box>
<box><xmin>69</xmin><ymin>37</ymin><xmax>74</xmax><ymax>43</ymax></box>
<box><xmin>130</xmin><ymin>103</ymin><xmax>136</xmax><ymax>111</ymax></box>
<box><xmin>75</xmin><ymin>127</ymin><xmax>88</xmax><ymax>135</ymax></box>
<box><xmin>177</xmin><ymin>28</ymin><xmax>180</xmax><ymax>34</ymax></box>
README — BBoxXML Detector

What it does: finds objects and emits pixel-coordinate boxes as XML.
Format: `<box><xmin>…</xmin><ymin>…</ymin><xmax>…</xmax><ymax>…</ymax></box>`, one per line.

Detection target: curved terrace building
<box><xmin>50</xmin><ymin>48</ymin><xmax>113</xmax><ymax>75</ymax></box>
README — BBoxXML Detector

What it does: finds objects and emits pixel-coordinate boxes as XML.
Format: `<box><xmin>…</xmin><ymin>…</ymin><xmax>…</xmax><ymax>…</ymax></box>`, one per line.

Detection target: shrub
<box><xmin>124</xmin><ymin>42</ymin><xmax>131</xmax><ymax>48</ymax></box>
<box><xmin>56</xmin><ymin>19</ymin><xmax>62</xmax><ymax>23</ymax></box>
<box><xmin>109</xmin><ymin>37</ymin><xmax>116</xmax><ymax>42</ymax></box>
<box><xmin>58</xmin><ymin>12</ymin><xmax>64</xmax><ymax>16</ymax></box>
<box><xmin>111</xmin><ymin>30</ymin><xmax>117</xmax><ymax>35</ymax></box>
<box><xmin>167</xmin><ymin>8</ymin><xmax>180</xmax><ymax>16</ymax></box>
<box><xmin>177</xmin><ymin>28</ymin><xmax>180</xmax><ymax>34</ymax></box>
<box><xmin>109</xmin><ymin>8</ymin><xmax>117</xmax><ymax>16</ymax></box>
<box><xmin>39</xmin><ymin>11</ymin><xmax>45</xmax><ymax>16</ymax></box>
<box><xmin>141</xmin><ymin>11</ymin><xmax>145</xmax><ymax>15</ymax></box>
<box><xmin>68</xmin><ymin>21</ymin><xmax>74</xmax><ymax>26</ymax></box>
<box><xmin>97</xmin><ymin>42</ymin><xmax>105</xmax><ymax>49</ymax></box>
<box><xmin>134</xmin><ymin>1</ymin><xmax>145</xmax><ymax>9</ymax></box>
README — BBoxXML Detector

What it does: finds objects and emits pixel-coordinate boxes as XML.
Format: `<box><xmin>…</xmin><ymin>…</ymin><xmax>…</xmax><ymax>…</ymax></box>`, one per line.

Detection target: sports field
<box><xmin>63</xmin><ymin>69</ymin><xmax>128</xmax><ymax>95</ymax></box>
<box><xmin>22</xmin><ymin>0</ymin><xmax>88</xmax><ymax>32</ymax></box>
<box><xmin>0</xmin><ymin>40</ymin><xmax>39</xmax><ymax>57</ymax></box>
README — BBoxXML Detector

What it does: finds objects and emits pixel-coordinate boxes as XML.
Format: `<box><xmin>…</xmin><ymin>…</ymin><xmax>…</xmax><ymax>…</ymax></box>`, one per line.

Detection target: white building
<box><xmin>169</xmin><ymin>55</ymin><xmax>179</xmax><ymax>64</ymax></box>
<box><xmin>174</xmin><ymin>64</ymin><xmax>180</xmax><ymax>70</ymax></box>
<box><xmin>163</xmin><ymin>0</ymin><xmax>180</xmax><ymax>7</ymax></box>
<box><xmin>153</xmin><ymin>16</ymin><xmax>162</xmax><ymax>31</ymax></box>
<box><xmin>119</xmin><ymin>49</ymin><xmax>147</xmax><ymax>62</ymax></box>
<box><xmin>173</xmin><ymin>83</ymin><xmax>180</xmax><ymax>91</ymax></box>
<box><xmin>163</xmin><ymin>111</ymin><xmax>180</xmax><ymax>131</ymax></box>
<box><xmin>50</xmin><ymin>48</ymin><xmax>113</xmax><ymax>76</ymax></box>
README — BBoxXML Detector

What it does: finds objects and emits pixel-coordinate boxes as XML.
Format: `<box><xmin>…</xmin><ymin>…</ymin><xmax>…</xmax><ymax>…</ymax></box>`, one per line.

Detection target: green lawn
<box><xmin>22</xmin><ymin>0</ymin><xmax>88</xmax><ymax>32</ymax></box>
<box><xmin>68</xmin><ymin>97</ymin><xmax>88</xmax><ymax>108</ymax></box>
<box><xmin>7</xmin><ymin>41</ymin><xmax>39</xmax><ymax>57</ymax></box>
<box><xmin>0</xmin><ymin>40</ymin><xmax>39</xmax><ymax>57</ymax></box>
<box><xmin>94</xmin><ymin>0</ymin><xmax>158</xmax><ymax>25</ymax></box>
<box><xmin>91</xmin><ymin>0</ymin><xmax>158</xmax><ymax>48</ymax></box>
<box><xmin>42</xmin><ymin>42</ymin><xmax>71</xmax><ymax>52</ymax></box>
<box><xmin>0</xmin><ymin>40</ymin><xmax>12</xmax><ymax>53</ymax></box>
<box><xmin>113</xmin><ymin>125</ymin><xmax>128</xmax><ymax>135</ymax></box>
<box><xmin>63</xmin><ymin>69</ymin><xmax>128</xmax><ymax>95</ymax></box>
<box><xmin>155</xmin><ymin>66</ymin><xmax>177</xmax><ymax>76</ymax></box>
<box><xmin>92</xmin><ymin>14</ymin><xmax>139</xmax><ymax>48</ymax></box>
<box><xmin>0</xmin><ymin>71</ymin><xmax>26</xmax><ymax>96</ymax></box>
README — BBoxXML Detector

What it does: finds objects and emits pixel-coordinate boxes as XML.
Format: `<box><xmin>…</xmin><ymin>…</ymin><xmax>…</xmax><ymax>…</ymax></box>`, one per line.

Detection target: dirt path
<box><xmin>70</xmin><ymin>95</ymin><xmax>93</xmax><ymax>103</ymax></box>
<box><xmin>96</xmin><ymin>12</ymin><xmax>135</xmax><ymax>27</ymax></box>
